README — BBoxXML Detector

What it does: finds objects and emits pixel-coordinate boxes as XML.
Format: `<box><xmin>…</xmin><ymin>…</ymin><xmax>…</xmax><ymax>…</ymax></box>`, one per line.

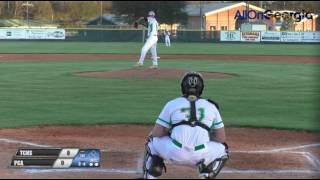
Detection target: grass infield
<box><xmin>0</xmin><ymin>59</ymin><xmax>318</xmax><ymax>131</ymax></box>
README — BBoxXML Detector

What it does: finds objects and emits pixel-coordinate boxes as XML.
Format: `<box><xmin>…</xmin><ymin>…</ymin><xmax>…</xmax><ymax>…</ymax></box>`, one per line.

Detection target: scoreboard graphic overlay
<box><xmin>11</xmin><ymin>148</ymin><xmax>101</xmax><ymax>168</ymax></box>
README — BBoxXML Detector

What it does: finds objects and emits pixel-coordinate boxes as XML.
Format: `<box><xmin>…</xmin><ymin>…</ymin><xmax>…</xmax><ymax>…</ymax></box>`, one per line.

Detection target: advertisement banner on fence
<box><xmin>0</xmin><ymin>28</ymin><xmax>65</xmax><ymax>40</ymax></box>
<box><xmin>0</xmin><ymin>28</ymin><xmax>26</xmax><ymax>39</ymax></box>
<box><xmin>280</xmin><ymin>32</ymin><xmax>302</xmax><ymax>42</ymax></box>
<box><xmin>241</xmin><ymin>31</ymin><xmax>261</xmax><ymax>42</ymax></box>
<box><xmin>261</xmin><ymin>31</ymin><xmax>281</xmax><ymax>42</ymax></box>
<box><xmin>220</xmin><ymin>31</ymin><xmax>241</xmax><ymax>41</ymax></box>
<box><xmin>301</xmin><ymin>32</ymin><xmax>320</xmax><ymax>42</ymax></box>
<box><xmin>26</xmin><ymin>29</ymin><xmax>65</xmax><ymax>40</ymax></box>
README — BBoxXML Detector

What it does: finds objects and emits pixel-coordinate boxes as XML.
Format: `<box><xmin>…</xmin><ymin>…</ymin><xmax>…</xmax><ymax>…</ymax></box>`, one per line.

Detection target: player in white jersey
<box><xmin>134</xmin><ymin>11</ymin><xmax>159</xmax><ymax>69</ymax></box>
<box><xmin>164</xmin><ymin>30</ymin><xmax>171</xmax><ymax>47</ymax></box>
<box><xmin>142</xmin><ymin>72</ymin><xmax>229</xmax><ymax>179</ymax></box>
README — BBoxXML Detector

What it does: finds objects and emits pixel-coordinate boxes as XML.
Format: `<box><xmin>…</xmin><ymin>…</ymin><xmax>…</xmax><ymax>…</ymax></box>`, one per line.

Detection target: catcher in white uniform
<box><xmin>134</xmin><ymin>11</ymin><xmax>159</xmax><ymax>69</ymax></box>
<box><xmin>142</xmin><ymin>72</ymin><xmax>229</xmax><ymax>179</ymax></box>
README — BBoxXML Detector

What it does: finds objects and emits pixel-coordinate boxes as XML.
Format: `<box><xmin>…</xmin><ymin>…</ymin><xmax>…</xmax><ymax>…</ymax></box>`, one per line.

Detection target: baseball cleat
<box><xmin>149</xmin><ymin>65</ymin><xmax>158</xmax><ymax>69</ymax></box>
<box><xmin>134</xmin><ymin>63</ymin><xmax>144</xmax><ymax>67</ymax></box>
<box><xmin>199</xmin><ymin>173</ymin><xmax>211</xmax><ymax>179</ymax></box>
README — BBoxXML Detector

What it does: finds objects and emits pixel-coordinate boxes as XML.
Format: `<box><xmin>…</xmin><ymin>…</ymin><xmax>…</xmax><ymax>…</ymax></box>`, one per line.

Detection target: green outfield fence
<box><xmin>63</xmin><ymin>29</ymin><xmax>319</xmax><ymax>43</ymax></box>
<box><xmin>66</xmin><ymin>28</ymin><xmax>144</xmax><ymax>42</ymax></box>
<box><xmin>1</xmin><ymin>27</ymin><xmax>319</xmax><ymax>43</ymax></box>
<box><xmin>64</xmin><ymin>28</ymin><xmax>220</xmax><ymax>42</ymax></box>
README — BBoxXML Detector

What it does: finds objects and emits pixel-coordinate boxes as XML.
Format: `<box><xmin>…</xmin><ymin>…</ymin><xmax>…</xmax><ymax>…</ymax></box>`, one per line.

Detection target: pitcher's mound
<box><xmin>77</xmin><ymin>68</ymin><xmax>236</xmax><ymax>79</ymax></box>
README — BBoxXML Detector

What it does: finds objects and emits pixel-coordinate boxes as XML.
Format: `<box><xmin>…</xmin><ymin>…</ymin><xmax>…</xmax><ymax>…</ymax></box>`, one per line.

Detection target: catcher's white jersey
<box><xmin>156</xmin><ymin>97</ymin><xmax>224</xmax><ymax>148</ymax></box>
<box><xmin>148</xmin><ymin>97</ymin><xmax>226</xmax><ymax>169</ymax></box>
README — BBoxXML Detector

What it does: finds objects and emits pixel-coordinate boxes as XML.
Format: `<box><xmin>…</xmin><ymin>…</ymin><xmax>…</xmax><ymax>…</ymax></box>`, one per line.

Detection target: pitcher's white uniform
<box><xmin>164</xmin><ymin>31</ymin><xmax>171</xmax><ymax>47</ymax></box>
<box><xmin>138</xmin><ymin>17</ymin><xmax>159</xmax><ymax>67</ymax></box>
<box><xmin>147</xmin><ymin>97</ymin><xmax>227</xmax><ymax>167</ymax></box>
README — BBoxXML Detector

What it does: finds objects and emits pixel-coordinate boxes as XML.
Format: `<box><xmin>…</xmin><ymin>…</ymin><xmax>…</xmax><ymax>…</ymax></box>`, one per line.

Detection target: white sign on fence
<box><xmin>26</xmin><ymin>29</ymin><xmax>65</xmax><ymax>40</ymax></box>
<box><xmin>280</xmin><ymin>32</ymin><xmax>302</xmax><ymax>42</ymax></box>
<box><xmin>261</xmin><ymin>31</ymin><xmax>281</xmax><ymax>42</ymax></box>
<box><xmin>0</xmin><ymin>29</ymin><xmax>26</xmax><ymax>39</ymax></box>
<box><xmin>220</xmin><ymin>31</ymin><xmax>241</xmax><ymax>41</ymax></box>
<box><xmin>0</xmin><ymin>28</ymin><xmax>65</xmax><ymax>40</ymax></box>
<box><xmin>241</xmin><ymin>31</ymin><xmax>261</xmax><ymax>42</ymax></box>
<box><xmin>301</xmin><ymin>32</ymin><xmax>320</xmax><ymax>42</ymax></box>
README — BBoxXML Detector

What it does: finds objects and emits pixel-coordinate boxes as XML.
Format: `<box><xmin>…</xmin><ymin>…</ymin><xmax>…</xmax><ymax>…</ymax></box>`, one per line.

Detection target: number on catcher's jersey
<box><xmin>181</xmin><ymin>107</ymin><xmax>205</xmax><ymax>122</ymax></box>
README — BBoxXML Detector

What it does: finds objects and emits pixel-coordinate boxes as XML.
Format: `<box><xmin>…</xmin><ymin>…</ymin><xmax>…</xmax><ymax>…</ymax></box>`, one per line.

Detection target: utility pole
<box><xmin>27</xmin><ymin>1</ymin><xmax>29</xmax><ymax>26</ymax></box>
<box><xmin>100</xmin><ymin>1</ymin><xmax>103</xmax><ymax>25</ymax></box>
<box><xmin>22</xmin><ymin>1</ymin><xmax>33</xmax><ymax>27</ymax></box>
<box><xmin>7</xmin><ymin>1</ymin><xmax>10</xmax><ymax>17</ymax></box>
<box><xmin>246</xmin><ymin>1</ymin><xmax>249</xmax><ymax>23</ymax></box>
<box><xmin>200</xmin><ymin>1</ymin><xmax>203</xmax><ymax>31</ymax></box>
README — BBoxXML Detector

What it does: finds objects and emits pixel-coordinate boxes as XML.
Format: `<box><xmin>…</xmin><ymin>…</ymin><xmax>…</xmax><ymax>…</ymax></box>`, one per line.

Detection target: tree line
<box><xmin>0</xmin><ymin>1</ymin><xmax>318</xmax><ymax>27</ymax></box>
<box><xmin>0</xmin><ymin>1</ymin><xmax>187</xmax><ymax>26</ymax></box>
<box><xmin>0</xmin><ymin>1</ymin><xmax>112</xmax><ymax>26</ymax></box>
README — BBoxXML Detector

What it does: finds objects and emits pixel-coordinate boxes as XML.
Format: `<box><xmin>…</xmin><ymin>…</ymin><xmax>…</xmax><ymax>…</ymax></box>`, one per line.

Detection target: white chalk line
<box><xmin>232</xmin><ymin>143</ymin><xmax>320</xmax><ymax>154</ymax></box>
<box><xmin>231</xmin><ymin>143</ymin><xmax>320</xmax><ymax>171</ymax></box>
<box><xmin>0</xmin><ymin>138</ymin><xmax>50</xmax><ymax>148</ymax></box>
<box><xmin>136</xmin><ymin>152</ymin><xmax>144</xmax><ymax>173</ymax></box>
<box><xmin>1</xmin><ymin>138</ymin><xmax>320</xmax><ymax>174</ymax></box>
<box><xmin>221</xmin><ymin>169</ymin><xmax>320</xmax><ymax>174</ymax></box>
<box><xmin>22</xmin><ymin>168</ymin><xmax>320</xmax><ymax>175</ymax></box>
<box><xmin>303</xmin><ymin>152</ymin><xmax>320</xmax><ymax>170</ymax></box>
<box><xmin>1</xmin><ymin>138</ymin><xmax>318</xmax><ymax>154</ymax></box>
<box><xmin>24</xmin><ymin>168</ymin><xmax>141</xmax><ymax>174</ymax></box>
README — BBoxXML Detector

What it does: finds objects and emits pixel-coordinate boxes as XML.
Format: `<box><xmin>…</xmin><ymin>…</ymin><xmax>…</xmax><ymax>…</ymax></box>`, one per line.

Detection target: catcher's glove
<box><xmin>134</xmin><ymin>21</ymin><xmax>139</xmax><ymax>28</ymax></box>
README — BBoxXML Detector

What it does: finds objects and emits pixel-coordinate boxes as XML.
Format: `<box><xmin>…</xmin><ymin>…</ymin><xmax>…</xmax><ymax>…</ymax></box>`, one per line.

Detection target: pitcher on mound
<box><xmin>134</xmin><ymin>11</ymin><xmax>159</xmax><ymax>69</ymax></box>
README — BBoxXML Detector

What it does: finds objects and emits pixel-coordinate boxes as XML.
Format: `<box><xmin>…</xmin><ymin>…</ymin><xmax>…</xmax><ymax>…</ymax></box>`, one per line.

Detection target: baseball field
<box><xmin>0</xmin><ymin>41</ymin><xmax>319</xmax><ymax>179</ymax></box>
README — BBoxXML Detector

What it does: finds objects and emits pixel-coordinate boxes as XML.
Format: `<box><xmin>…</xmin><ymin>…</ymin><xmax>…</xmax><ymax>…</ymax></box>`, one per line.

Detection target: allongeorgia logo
<box><xmin>234</xmin><ymin>10</ymin><xmax>313</xmax><ymax>22</ymax></box>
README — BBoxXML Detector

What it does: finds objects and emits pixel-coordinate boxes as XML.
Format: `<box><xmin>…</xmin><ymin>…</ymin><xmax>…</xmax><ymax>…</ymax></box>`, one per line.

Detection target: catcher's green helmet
<box><xmin>181</xmin><ymin>72</ymin><xmax>204</xmax><ymax>97</ymax></box>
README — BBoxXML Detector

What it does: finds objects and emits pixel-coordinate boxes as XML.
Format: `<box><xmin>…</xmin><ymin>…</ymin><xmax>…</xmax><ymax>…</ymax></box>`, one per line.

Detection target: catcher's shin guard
<box><xmin>198</xmin><ymin>155</ymin><xmax>229</xmax><ymax>179</ymax></box>
<box><xmin>142</xmin><ymin>137</ymin><xmax>167</xmax><ymax>179</ymax></box>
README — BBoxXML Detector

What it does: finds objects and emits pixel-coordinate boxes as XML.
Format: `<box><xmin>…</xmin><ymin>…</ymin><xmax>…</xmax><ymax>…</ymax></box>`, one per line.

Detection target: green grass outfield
<box><xmin>0</xmin><ymin>41</ymin><xmax>319</xmax><ymax>56</ymax></box>
<box><xmin>0</xmin><ymin>59</ymin><xmax>319</xmax><ymax>131</ymax></box>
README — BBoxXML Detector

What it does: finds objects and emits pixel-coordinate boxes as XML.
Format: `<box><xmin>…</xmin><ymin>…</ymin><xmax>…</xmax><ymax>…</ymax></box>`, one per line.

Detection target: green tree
<box><xmin>0</xmin><ymin>1</ymin><xmax>25</xmax><ymax>19</ymax></box>
<box><xmin>280</xmin><ymin>17</ymin><xmax>295</xmax><ymax>31</ymax></box>
<box><xmin>29</xmin><ymin>1</ymin><xmax>54</xmax><ymax>21</ymax></box>
<box><xmin>51</xmin><ymin>1</ymin><xmax>101</xmax><ymax>26</ymax></box>
<box><xmin>157</xmin><ymin>1</ymin><xmax>188</xmax><ymax>25</ymax></box>
<box><xmin>112</xmin><ymin>1</ymin><xmax>187</xmax><ymax>25</ymax></box>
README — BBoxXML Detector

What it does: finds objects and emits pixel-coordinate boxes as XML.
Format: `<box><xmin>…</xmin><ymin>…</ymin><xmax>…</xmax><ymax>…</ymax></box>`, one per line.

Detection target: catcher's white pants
<box><xmin>139</xmin><ymin>36</ymin><xmax>158</xmax><ymax>66</ymax></box>
<box><xmin>148</xmin><ymin>136</ymin><xmax>227</xmax><ymax>167</ymax></box>
<box><xmin>165</xmin><ymin>36</ymin><xmax>171</xmax><ymax>47</ymax></box>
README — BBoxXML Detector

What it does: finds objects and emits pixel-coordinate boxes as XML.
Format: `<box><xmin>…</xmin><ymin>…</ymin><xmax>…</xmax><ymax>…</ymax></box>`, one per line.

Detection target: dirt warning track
<box><xmin>0</xmin><ymin>54</ymin><xmax>319</xmax><ymax>64</ymax></box>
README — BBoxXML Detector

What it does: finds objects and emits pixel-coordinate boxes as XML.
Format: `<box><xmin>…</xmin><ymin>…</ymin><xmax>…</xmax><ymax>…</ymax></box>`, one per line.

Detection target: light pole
<box><xmin>22</xmin><ymin>1</ymin><xmax>33</xmax><ymax>27</ymax></box>
<box><xmin>100</xmin><ymin>1</ymin><xmax>103</xmax><ymax>25</ymax></box>
<box><xmin>200</xmin><ymin>1</ymin><xmax>203</xmax><ymax>31</ymax></box>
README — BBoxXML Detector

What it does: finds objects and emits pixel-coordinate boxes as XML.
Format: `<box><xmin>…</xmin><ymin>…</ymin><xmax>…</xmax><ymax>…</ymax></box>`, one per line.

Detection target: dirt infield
<box><xmin>77</xmin><ymin>68</ymin><xmax>236</xmax><ymax>80</ymax></box>
<box><xmin>0</xmin><ymin>54</ymin><xmax>319</xmax><ymax>64</ymax></box>
<box><xmin>0</xmin><ymin>125</ymin><xmax>319</xmax><ymax>179</ymax></box>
